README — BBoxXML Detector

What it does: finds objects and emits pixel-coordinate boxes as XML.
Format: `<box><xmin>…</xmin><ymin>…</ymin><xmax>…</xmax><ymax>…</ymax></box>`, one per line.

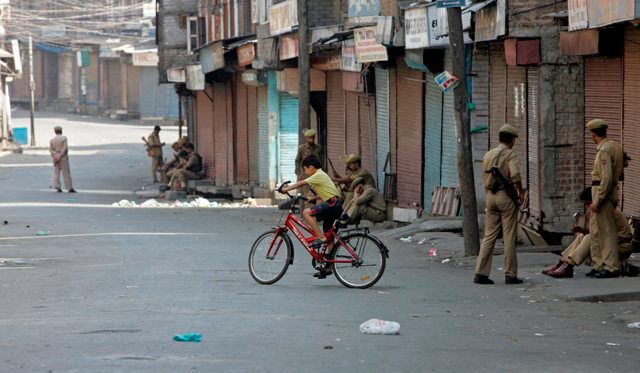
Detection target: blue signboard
<box><xmin>437</xmin><ymin>0</ymin><xmax>466</xmax><ymax>8</ymax></box>
<box><xmin>348</xmin><ymin>0</ymin><xmax>381</xmax><ymax>19</ymax></box>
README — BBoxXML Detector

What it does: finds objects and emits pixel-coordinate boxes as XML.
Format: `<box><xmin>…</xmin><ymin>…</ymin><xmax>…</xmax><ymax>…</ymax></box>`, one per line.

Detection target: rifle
<box><xmin>328</xmin><ymin>158</ymin><xmax>339</xmax><ymax>177</ymax></box>
<box><xmin>487</xmin><ymin>166</ymin><xmax>521</xmax><ymax>207</ymax></box>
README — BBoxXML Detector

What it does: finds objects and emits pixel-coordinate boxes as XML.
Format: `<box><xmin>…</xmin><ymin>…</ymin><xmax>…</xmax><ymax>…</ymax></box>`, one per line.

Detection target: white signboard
<box><xmin>167</xmin><ymin>67</ymin><xmax>186</xmax><ymax>83</ymax></box>
<box><xmin>341</xmin><ymin>44</ymin><xmax>362</xmax><ymax>72</ymax></box>
<box><xmin>404</xmin><ymin>7</ymin><xmax>429</xmax><ymax>49</ymax></box>
<box><xmin>186</xmin><ymin>64</ymin><xmax>205</xmax><ymax>91</ymax></box>
<box><xmin>132</xmin><ymin>51</ymin><xmax>159</xmax><ymax>66</ymax></box>
<box><xmin>353</xmin><ymin>26</ymin><xmax>388</xmax><ymax>63</ymax></box>
<box><xmin>568</xmin><ymin>0</ymin><xmax>589</xmax><ymax>31</ymax></box>
<box><xmin>269</xmin><ymin>0</ymin><xmax>298</xmax><ymax>36</ymax></box>
<box><xmin>11</xmin><ymin>39</ymin><xmax>21</xmax><ymax>74</ymax></box>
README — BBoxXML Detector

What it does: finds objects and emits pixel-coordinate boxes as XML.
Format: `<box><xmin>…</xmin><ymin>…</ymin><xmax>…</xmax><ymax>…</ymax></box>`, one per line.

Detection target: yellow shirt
<box><xmin>305</xmin><ymin>169</ymin><xmax>339</xmax><ymax>202</ymax></box>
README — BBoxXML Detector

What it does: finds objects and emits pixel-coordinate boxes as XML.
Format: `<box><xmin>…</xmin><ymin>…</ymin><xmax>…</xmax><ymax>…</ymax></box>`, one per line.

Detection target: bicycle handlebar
<box><xmin>276</xmin><ymin>181</ymin><xmax>308</xmax><ymax>202</ymax></box>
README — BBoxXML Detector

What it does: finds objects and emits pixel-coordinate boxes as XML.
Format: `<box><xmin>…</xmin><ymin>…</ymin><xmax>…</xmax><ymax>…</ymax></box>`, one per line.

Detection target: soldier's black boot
<box><xmin>505</xmin><ymin>276</ymin><xmax>523</xmax><ymax>285</ymax></box>
<box><xmin>473</xmin><ymin>274</ymin><xmax>494</xmax><ymax>285</ymax></box>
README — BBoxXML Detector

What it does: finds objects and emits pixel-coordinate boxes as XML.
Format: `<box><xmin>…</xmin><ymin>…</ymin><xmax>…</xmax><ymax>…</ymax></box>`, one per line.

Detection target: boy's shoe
<box><xmin>313</xmin><ymin>269</ymin><xmax>333</xmax><ymax>279</ymax></box>
<box><xmin>310</xmin><ymin>238</ymin><xmax>328</xmax><ymax>248</ymax></box>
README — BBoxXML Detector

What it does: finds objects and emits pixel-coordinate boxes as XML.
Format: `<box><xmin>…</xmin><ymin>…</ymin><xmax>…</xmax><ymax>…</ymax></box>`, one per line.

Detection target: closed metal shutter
<box><xmin>623</xmin><ymin>29</ymin><xmax>640</xmax><ymax>215</ymax></box>
<box><xmin>235</xmin><ymin>74</ymin><xmax>249</xmax><ymax>183</ymax></box>
<box><xmin>196</xmin><ymin>88</ymin><xmax>215</xmax><ymax>178</ymax></box>
<box><xmin>127</xmin><ymin>65</ymin><xmax>140</xmax><ymax>114</ymax></box>
<box><xmin>375</xmin><ymin>67</ymin><xmax>390</xmax><ymax>189</ymax></box>
<box><xmin>489</xmin><ymin>43</ymin><xmax>507</xmax><ymax>148</ymax></box>
<box><xmin>225</xmin><ymin>83</ymin><xmax>235</xmax><ymax>186</ymax></box>
<box><xmin>326</xmin><ymin>71</ymin><xmax>346</xmax><ymax>166</ymax></box>
<box><xmin>257</xmin><ymin>86</ymin><xmax>269</xmax><ymax>187</ymax></box>
<box><xmin>247</xmin><ymin>85</ymin><xmax>259</xmax><ymax>184</ymax></box>
<box><xmin>396</xmin><ymin>60</ymin><xmax>424</xmax><ymax>208</ymax></box>
<box><xmin>424</xmin><ymin>70</ymin><xmax>443</xmax><ymax>210</ymax></box>
<box><xmin>506</xmin><ymin>65</ymin><xmax>528</xmax><ymax>189</ymax></box>
<box><xmin>346</xmin><ymin>92</ymin><xmax>360</xmax><ymax>156</ymax></box>
<box><xmin>584</xmin><ymin>56</ymin><xmax>623</xmax><ymax>188</ymax></box>
<box><xmin>107</xmin><ymin>59</ymin><xmax>122</xmax><ymax>110</ymax></box>
<box><xmin>279</xmin><ymin>93</ymin><xmax>299</xmax><ymax>184</ymax></box>
<box><xmin>139</xmin><ymin>67</ymin><xmax>179</xmax><ymax>118</ymax></box>
<box><xmin>441</xmin><ymin>50</ymin><xmax>458</xmax><ymax>187</ymax></box>
<box><xmin>359</xmin><ymin>94</ymin><xmax>377</xmax><ymax>184</ymax></box>
<box><xmin>527</xmin><ymin>68</ymin><xmax>542</xmax><ymax>224</ymax></box>
<box><xmin>214</xmin><ymin>83</ymin><xmax>229</xmax><ymax>186</ymax></box>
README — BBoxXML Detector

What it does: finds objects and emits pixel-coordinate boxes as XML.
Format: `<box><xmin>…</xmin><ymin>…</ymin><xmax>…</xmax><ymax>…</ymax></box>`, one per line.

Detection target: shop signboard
<box><xmin>348</xmin><ymin>0</ymin><xmax>380</xmax><ymax>24</ymax></box>
<box><xmin>405</xmin><ymin>7</ymin><xmax>429</xmax><ymax>49</ymax></box>
<box><xmin>475</xmin><ymin>0</ymin><xmax>506</xmax><ymax>42</ymax></box>
<box><xmin>186</xmin><ymin>64</ymin><xmax>205</xmax><ymax>91</ymax></box>
<box><xmin>353</xmin><ymin>26</ymin><xmax>388</xmax><ymax>63</ymax></box>
<box><xmin>269</xmin><ymin>0</ymin><xmax>298</xmax><ymax>36</ymax></box>
<box><xmin>586</xmin><ymin>0</ymin><xmax>640</xmax><ymax>28</ymax></box>
<box><xmin>341</xmin><ymin>44</ymin><xmax>362</xmax><ymax>72</ymax></box>
<box><xmin>568</xmin><ymin>0</ymin><xmax>589</xmax><ymax>31</ymax></box>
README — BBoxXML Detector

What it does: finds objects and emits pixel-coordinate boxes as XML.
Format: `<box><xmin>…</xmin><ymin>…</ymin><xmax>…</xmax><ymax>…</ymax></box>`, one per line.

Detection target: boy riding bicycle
<box><xmin>279</xmin><ymin>154</ymin><xmax>343</xmax><ymax>250</ymax></box>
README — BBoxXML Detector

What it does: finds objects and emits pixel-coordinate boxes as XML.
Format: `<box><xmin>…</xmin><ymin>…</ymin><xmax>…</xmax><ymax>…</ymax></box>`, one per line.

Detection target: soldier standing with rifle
<box><xmin>474</xmin><ymin>124</ymin><xmax>525</xmax><ymax>285</ymax></box>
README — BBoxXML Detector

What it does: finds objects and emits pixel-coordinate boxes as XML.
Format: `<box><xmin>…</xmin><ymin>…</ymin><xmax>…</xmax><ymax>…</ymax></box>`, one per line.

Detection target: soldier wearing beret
<box><xmin>331</xmin><ymin>154</ymin><xmax>376</xmax><ymax>206</ymax></box>
<box><xmin>340</xmin><ymin>177</ymin><xmax>386</xmax><ymax>225</ymax></box>
<box><xmin>586</xmin><ymin>119</ymin><xmax>624</xmax><ymax>278</ymax></box>
<box><xmin>295</xmin><ymin>129</ymin><xmax>322</xmax><ymax>181</ymax></box>
<box><xmin>49</xmin><ymin>125</ymin><xmax>76</xmax><ymax>193</ymax></box>
<box><xmin>474</xmin><ymin>124</ymin><xmax>524</xmax><ymax>285</ymax></box>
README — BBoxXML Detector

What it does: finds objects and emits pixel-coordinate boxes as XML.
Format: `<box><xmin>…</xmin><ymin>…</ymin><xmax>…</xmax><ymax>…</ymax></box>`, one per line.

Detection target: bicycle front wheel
<box><xmin>332</xmin><ymin>232</ymin><xmax>386</xmax><ymax>289</ymax></box>
<box><xmin>248</xmin><ymin>230</ymin><xmax>292</xmax><ymax>285</ymax></box>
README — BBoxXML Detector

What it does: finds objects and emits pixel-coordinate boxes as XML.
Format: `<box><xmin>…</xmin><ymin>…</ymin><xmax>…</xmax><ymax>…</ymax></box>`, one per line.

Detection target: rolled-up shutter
<box><xmin>584</xmin><ymin>56</ymin><xmax>623</xmax><ymax>188</ymax></box>
<box><xmin>623</xmin><ymin>29</ymin><xmax>640</xmax><ymax>215</ymax></box>
<box><xmin>506</xmin><ymin>65</ymin><xmax>528</xmax><ymax>189</ymax></box>
<box><xmin>375</xmin><ymin>67</ymin><xmax>390</xmax><ymax>189</ymax></box>
<box><xmin>346</xmin><ymin>92</ymin><xmax>360</xmax><ymax>156</ymax></box>
<box><xmin>213</xmin><ymin>82</ymin><xmax>229</xmax><ymax>186</ymax></box>
<box><xmin>257</xmin><ymin>86</ymin><xmax>269</xmax><ymax>187</ymax></box>
<box><xmin>247</xmin><ymin>85</ymin><xmax>259</xmax><ymax>184</ymax></box>
<box><xmin>396</xmin><ymin>60</ymin><xmax>424</xmax><ymax>208</ymax></box>
<box><xmin>489</xmin><ymin>43</ymin><xmax>507</xmax><ymax>148</ymax></box>
<box><xmin>326</xmin><ymin>71</ymin><xmax>346</xmax><ymax>166</ymax></box>
<box><xmin>278</xmin><ymin>93</ymin><xmax>299</xmax><ymax>184</ymax></box>
<box><xmin>424</xmin><ymin>70</ymin><xmax>443</xmax><ymax>210</ymax></box>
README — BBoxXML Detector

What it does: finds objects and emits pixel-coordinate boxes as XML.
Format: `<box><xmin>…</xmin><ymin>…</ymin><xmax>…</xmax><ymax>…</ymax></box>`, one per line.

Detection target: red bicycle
<box><xmin>248</xmin><ymin>182</ymin><xmax>389</xmax><ymax>289</ymax></box>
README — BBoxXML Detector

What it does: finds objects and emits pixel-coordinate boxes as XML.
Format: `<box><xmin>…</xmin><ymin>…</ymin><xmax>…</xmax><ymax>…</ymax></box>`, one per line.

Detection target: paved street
<box><xmin>0</xmin><ymin>112</ymin><xmax>638</xmax><ymax>372</ymax></box>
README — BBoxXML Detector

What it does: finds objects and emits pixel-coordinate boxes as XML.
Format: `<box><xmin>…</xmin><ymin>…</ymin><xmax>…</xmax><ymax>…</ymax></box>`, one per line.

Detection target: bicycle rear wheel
<box><xmin>248</xmin><ymin>229</ymin><xmax>292</xmax><ymax>285</ymax></box>
<box><xmin>331</xmin><ymin>232</ymin><xmax>386</xmax><ymax>289</ymax></box>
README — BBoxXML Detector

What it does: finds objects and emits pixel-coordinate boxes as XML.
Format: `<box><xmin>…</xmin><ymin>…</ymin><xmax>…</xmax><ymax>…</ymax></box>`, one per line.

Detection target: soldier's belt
<box><xmin>591</xmin><ymin>181</ymin><xmax>617</xmax><ymax>186</ymax></box>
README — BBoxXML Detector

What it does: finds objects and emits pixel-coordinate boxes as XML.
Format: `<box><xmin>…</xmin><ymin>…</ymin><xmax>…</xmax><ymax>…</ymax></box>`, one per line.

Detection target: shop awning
<box><xmin>462</xmin><ymin>0</ymin><xmax>495</xmax><ymax>14</ymax></box>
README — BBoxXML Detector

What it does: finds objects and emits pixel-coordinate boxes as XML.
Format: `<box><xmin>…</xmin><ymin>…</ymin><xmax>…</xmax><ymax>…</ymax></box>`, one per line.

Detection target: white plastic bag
<box><xmin>359</xmin><ymin>319</ymin><xmax>400</xmax><ymax>335</ymax></box>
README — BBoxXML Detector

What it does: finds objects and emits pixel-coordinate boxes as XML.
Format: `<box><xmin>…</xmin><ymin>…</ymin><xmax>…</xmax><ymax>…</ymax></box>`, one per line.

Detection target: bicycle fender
<box><xmin>274</xmin><ymin>227</ymin><xmax>295</xmax><ymax>265</ymax></box>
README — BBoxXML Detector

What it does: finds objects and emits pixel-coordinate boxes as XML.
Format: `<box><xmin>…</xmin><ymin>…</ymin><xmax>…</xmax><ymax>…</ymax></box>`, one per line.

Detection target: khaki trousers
<box><xmin>562</xmin><ymin>233</ymin><xmax>590</xmax><ymax>266</ymax></box>
<box><xmin>150</xmin><ymin>156</ymin><xmax>163</xmax><ymax>182</ymax></box>
<box><xmin>476</xmin><ymin>190</ymin><xmax>519</xmax><ymax>278</ymax></box>
<box><xmin>590</xmin><ymin>198</ymin><xmax>620</xmax><ymax>272</ymax></box>
<box><xmin>345</xmin><ymin>202</ymin><xmax>385</xmax><ymax>223</ymax></box>
<box><xmin>169</xmin><ymin>169</ymin><xmax>199</xmax><ymax>189</ymax></box>
<box><xmin>52</xmin><ymin>157</ymin><xmax>73</xmax><ymax>190</ymax></box>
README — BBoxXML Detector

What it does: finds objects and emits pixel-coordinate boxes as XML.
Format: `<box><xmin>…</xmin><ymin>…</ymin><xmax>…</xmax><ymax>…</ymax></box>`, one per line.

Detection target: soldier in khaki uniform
<box><xmin>586</xmin><ymin>119</ymin><xmax>624</xmax><ymax>278</ymax></box>
<box><xmin>143</xmin><ymin>125</ymin><xmax>165</xmax><ymax>183</ymax></box>
<box><xmin>331</xmin><ymin>154</ymin><xmax>376</xmax><ymax>206</ymax></box>
<box><xmin>340</xmin><ymin>177</ymin><xmax>386</xmax><ymax>225</ymax></box>
<box><xmin>49</xmin><ymin>126</ymin><xmax>76</xmax><ymax>193</ymax></box>
<box><xmin>474</xmin><ymin>124</ymin><xmax>524</xmax><ymax>285</ymax></box>
<box><xmin>295</xmin><ymin>129</ymin><xmax>322</xmax><ymax>181</ymax></box>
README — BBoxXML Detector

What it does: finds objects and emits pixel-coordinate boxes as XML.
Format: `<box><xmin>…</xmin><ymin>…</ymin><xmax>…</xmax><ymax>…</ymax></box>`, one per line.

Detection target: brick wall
<box><xmin>309</xmin><ymin>0</ymin><xmax>340</xmax><ymax>28</ymax></box>
<box><xmin>509</xmin><ymin>0</ymin><xmax>565</xmax><ymax>34</ymax></box>
<box><xmin>157</xmin><ymin>0</ymin><xmax>199</xmax><ymax>83</ymax></box>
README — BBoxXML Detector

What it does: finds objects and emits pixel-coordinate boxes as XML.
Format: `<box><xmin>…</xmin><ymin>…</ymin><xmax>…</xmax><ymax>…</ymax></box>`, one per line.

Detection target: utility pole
<box><xmin>28</xmin><ymin>33</ymin><xmax>36</xmax><ymax>146</ymax></box>
<box><xmin>447</xmin><ymin>7</ymin><xmax>480</xmax><ymax>257</ymax></box>
<box><xmin>297</xmin><ymin>0</ymin><xmax>310</xmax><ymax>139</ymax></box>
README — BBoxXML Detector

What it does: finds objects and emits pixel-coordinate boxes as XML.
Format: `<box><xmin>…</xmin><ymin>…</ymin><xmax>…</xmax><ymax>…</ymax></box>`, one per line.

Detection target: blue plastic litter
<box><xmin>173</xmin><ymin>333</ymin><xmax>202</xmax><ymax>342</ymax></box>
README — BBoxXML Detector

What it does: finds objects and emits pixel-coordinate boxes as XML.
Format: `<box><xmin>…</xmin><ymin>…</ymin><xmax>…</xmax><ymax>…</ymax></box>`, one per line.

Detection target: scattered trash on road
<box><xmin>173</xmin><ymin>333</ymin><xmax>202</xmax><ymax>342</ymax></box>
<box><xmin>324</xmin><ymin>345</ymin><xmax>333</xmax><ymax>350</ymax></box>
<box><xmin>113</xmin><ymin>197</ymin><xmax>272</xmax><ymax>209</ymax></box>
<box><xmin>627</xmin><ymin>322</ymin><xmax>640</xmax><ymax>329</ymax></box>
<box><xmin>67</xmin><ymin>198</ymin><xmax>77</xmax><ymax>203</ymax></box>
<box><xmin>606</xmin><ymin>342</ymin><xmax>620</xmax><ymax>346</ymax></box>
<box><xmin>399</xmin><ymin>236</ymin><xmax>412</xmax><ymax>243</ymax></box>
<box><xmin>417</xmin><ymin>239</ymin><xmax>426</xmax><ymax>245</ymax></box>
<box><xmin>534</xmin><ymin>333</ymin><xmax>546</xmax><ymax>337</ymax></box>
<box><xmin>359</xmin><ymin>319</ymin><xmax>400</xmax><ymax>335</ymax></box>
<box><xmin>35</xmin><ymin>231</ymin><xmax>50</xmax><ymax>236</ymax></box>
<box><xmin>3</xmin><ymin>220</ymin><xmax>7</xmax><ymax>225</ymax></box>
<box><xmin>428</xmin><ymin>247</ymin><xmax>438</xmax><ymax>257</ymax></box>
<box><xmin>441</xmin><ymin>258</ymin><xmax>450</xmax><ymax>263</ymax></box>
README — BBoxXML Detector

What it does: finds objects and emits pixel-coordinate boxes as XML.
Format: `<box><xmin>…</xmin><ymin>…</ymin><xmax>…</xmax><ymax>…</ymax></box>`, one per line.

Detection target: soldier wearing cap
<box><xmin>586</xmin><ymin>119</ymin><xmax>624</xmax><ymax>278</ymax></box>
<box><xmin>340</xmin><ymin>177</ymin><xmax>386</xmax><ymax>225</ymax></box>
<box><xmin>474</xmin><ymin>124</ymin><xmax>524</xmax><ymax>285</ymax></box>
<box><xmin>295</xmin><ymin>129</ymin><xmax>322</xmax><ymax>181</ymax></box>
<box><xmin>142</xmin><ymin>125</ymin><xmax>165</xmax><ymax>184</ymax></box>
<box><xmin>331</xmin><ymin>154</ymin><xmax>376</xmax><ymax>206</ymax></box>
<box><xmin>49</xmin><ymin>125</ymin><xmax>76</xmax><ymax>193</ymax></box>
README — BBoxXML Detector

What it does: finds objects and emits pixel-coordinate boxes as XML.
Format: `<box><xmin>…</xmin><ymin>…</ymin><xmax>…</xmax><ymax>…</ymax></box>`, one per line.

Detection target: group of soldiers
<box><xmin>293</xmin><ymin>129</ymin><xmax>386</xmax><ymax>226</ymax></box>
<box><xmin>475</xmin><ymin>120</ymin><xmax>636</xmax><ymax>285</ymax></box>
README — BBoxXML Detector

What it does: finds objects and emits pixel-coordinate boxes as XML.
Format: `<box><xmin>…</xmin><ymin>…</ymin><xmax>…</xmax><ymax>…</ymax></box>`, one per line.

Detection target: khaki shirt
<box><xmin>49</xmin><ymin>135</ymin><xmax>69</xmax><ymax>160</ymax></box>
<box><xmin>147</xmin><ymin>132</ymin><xmax>162</xmax><ymax>158</ymax></box>
<box><xmin>295</xmin><ymin>143</ymin><xmax>322</xmax><ymax>177</ymax></box>
<box><xmin>591</xmin><ymin>138</ymin><xmax>623</xmax><ymax>208</ymax></box>
<box><xmin>185</xmin><ymin>152</ymin><xmax>201</xmax><ymax>172</ymax></box>
<box><xmin>482</xmin><ymin>143</ymin><xmax>520</xmax><ymax>190</ymax></box>
<box><xmin>353</xmin><ymin>185</ymin><xmax>386</xmax><ymax>212</ymax></box>
<box><xmin>344</xmin><ymin>168</ymin><xmax>376</xmax><ymax>191</ymax></box>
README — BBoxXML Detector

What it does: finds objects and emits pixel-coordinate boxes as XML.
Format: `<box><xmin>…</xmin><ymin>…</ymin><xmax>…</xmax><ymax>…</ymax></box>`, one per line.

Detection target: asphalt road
<box><xmin>0</xmin><ymin>111</ymin><xmax>638</xmax><ymax>372</ymax></box>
